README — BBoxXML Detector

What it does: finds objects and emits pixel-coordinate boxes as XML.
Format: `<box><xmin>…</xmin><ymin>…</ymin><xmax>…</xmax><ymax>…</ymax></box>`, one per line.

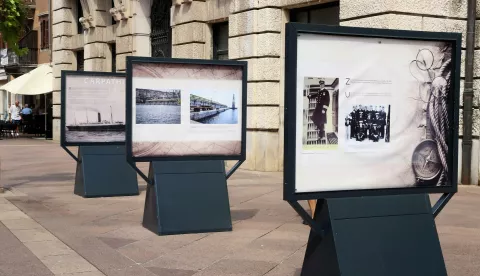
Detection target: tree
<box><xmin>0</xmin><ymin>0</ymin><xmax>28</xmax><ymax>56</ymax></box>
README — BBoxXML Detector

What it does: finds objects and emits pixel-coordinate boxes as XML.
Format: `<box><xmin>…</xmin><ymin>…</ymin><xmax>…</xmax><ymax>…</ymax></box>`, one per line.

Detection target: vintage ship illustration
<box><xmin>66</xmin><ymin>106</ymin><xmax>125</xmax><ymax>132</ymax></box>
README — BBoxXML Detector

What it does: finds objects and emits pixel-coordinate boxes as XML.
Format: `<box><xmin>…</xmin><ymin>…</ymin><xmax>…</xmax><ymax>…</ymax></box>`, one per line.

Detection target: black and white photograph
<box><xmin>190</xmin><ymin>90</ymin><xmax>239</xmax><ymax>124</ymax></box>
<box><xmin>136</xmin><ymin>88</ymin><xmax>181</xmax><ymax>124</ymax></box>
<box><xmin>344</xmin><ymin>104</ymin><xmax>390</xmax><ymax>143</ymax></box>
<box><xmin>302</xmin><ymin>77</ymin><xmax>339</xmax><ymax>150</ymax></box>
<box><xmin>63</xmin><ymin>74</ymin><xmax>126</xmax><ymax>144</ymax></box>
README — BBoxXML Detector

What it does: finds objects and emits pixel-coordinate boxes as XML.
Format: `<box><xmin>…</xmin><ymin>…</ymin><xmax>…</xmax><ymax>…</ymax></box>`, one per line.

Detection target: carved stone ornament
<box><xmin>78</xmin><ymin>0</ymin><xmax>95</xmax><ymax>29</ymax></box>
<box><xmin>110</xmin><ymin>0</ymin><xmax>130</xmax><ymax>21</ymax></box>
<box><xmin>79</xmin><ymin>15</ymin><xmax>94</xmax><ymax>29</ymax></box>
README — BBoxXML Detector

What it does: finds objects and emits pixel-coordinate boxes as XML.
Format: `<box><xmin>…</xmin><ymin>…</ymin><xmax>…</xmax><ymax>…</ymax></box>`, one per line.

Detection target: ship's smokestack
<box><xmin>98</xmin><ymin>112</ymin><xmax>101</xmax><ymax>123</ymax></box>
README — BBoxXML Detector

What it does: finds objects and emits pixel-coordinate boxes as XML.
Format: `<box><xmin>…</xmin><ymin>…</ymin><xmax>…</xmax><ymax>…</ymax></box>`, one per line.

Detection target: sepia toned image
<box><xmin>136</xmin><ymin>88</ymin><xmax>181</xmax><ymax>124</ymax></box>
<box><xmin>130</xmin><ymin>60</ymin><xmax>245</xmax><ymax>159</ymax></box>
<box><xmin>64</xmin><ymin>74</ymin><xmax>126</xmax><ymax>144</ymax></box>
<box><xmin>302</xmin><ymin>77</ymin><xmax>339</xmax><ymax>150</ymax></box>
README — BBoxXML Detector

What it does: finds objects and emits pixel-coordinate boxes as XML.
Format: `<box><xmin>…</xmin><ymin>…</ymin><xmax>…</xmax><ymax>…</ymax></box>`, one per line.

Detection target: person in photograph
<box><xmin>350</xmin><ymin>106</ymin><xmax>357</xmax><ymax>139</ymax></box>
<box><xmin>345</xmin><ymin>113</ymin><xmax>352</xmax><ymax>140</ymax></box>
<box><xmin>307</xmin><ymin>79</ymin><xmax>330</xmax><ymax>140</ymax></box>
<box><xmin>379</xmin><ymin>106</ymin><xmax>386</xmax><ymax>139</ymax></box>
<box><xmin>345</xmin><ymin>104</ymin><xmax>390</xmax><ymax>143</ymax></box>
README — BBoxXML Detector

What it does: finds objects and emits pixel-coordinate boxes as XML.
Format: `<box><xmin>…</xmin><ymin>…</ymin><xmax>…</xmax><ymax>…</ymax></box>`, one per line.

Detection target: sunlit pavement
<box><xmin>0</xmin><ymin>138</ymin><xmax>479</xmax><ymax>276</ymax></box>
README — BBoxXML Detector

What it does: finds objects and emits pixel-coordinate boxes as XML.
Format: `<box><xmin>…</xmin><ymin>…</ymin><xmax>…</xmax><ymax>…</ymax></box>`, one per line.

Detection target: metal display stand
<box><xmin>294</xmin><ymin>194</ymin><xmax>448</xmax><ymax>276</ymax></box>
<box><xmin>141</xmin><ymin>160</ymin><xmax>238</xmax><ymax>235</ymax></box>
<box><xmin>64</xmin><ymin>145</ymin><xmax>139</xmax><ymax>198</ymax></box>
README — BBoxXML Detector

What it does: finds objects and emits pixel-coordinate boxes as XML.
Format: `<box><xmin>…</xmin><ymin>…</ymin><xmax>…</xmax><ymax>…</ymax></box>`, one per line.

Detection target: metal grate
<box><xmin>150</xmin><ymin>1</ymin><xmax>172</xmax><ymax>58</ymax></box>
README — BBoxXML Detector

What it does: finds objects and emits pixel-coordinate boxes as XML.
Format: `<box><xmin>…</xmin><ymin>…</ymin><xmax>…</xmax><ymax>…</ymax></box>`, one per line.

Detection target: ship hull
<box><xmin>66</xmin><ymin>124</ymin><xmax>125</xmax><ymax>131</ymax></box>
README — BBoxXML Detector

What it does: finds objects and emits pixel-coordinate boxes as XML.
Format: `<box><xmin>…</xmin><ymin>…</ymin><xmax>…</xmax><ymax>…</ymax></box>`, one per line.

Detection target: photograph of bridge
<box><xmin>136</xmin><ymin>88</ymin><xmax>181</xmax><ymax>124</ymax></box>
<box><xmin>190</xmin><ymin>91</ymin><xmax>238</xmax><ymax>124</ymax></box>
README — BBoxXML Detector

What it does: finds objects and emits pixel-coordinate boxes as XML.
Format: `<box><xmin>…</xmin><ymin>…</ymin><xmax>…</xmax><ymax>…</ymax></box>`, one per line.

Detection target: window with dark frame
<box><xmin>39</xmin><ymin>14</ymin><xmax>49</xmax><ymax>50</ymax></box>
<box><xmin>212</xmin><ymin>22</ymin><xmax>229</xmax><ymax>60</ymax></box>
<box><xmin>290</xmin><ymin>2</ymin><xmax>340</xmax><ymax>25</ymax></box>
<box><xmin>110</xmin><ymin>43</ymin><xmax>116</xmax><ymax>72</ymax></box>
<box><xmin>76</xmin><ymin>50</ymin><xmax>84</xmax><ymax>71</ymax></box>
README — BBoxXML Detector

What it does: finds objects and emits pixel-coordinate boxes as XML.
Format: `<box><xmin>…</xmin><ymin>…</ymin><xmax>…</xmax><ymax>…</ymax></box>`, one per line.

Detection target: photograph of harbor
<box><xmin>130</xmin><ymin>60</ymin><xmax>245</xmax><ymax>159</ymax></box>
<box><xmin>64</xmin><ymin>75</ymin><xmax>126</xmax><ymax>144</ymax></box>
<box><xmin>136</xmin><ymin>88</ymin><xmax>181</xmax><ymax>124</ymax></box>
<box><xmin>190</xmin><ymin>90</ymin><xmax>238</xmax><ymax>124</ymax></box>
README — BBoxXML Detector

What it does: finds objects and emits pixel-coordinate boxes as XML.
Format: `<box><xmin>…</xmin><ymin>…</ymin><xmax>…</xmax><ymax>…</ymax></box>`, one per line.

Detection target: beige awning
<box><xmin>0</xmin><ymin>64</ymin><xmax>53</xmax><ymax>95</ymax></box>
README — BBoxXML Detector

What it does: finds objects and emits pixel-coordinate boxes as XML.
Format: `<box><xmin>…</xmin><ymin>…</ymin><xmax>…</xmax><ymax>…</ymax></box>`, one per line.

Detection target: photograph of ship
<box><xmin>190</xmin><ymin>90</ymin><xmax>238</xmax><ymax>124</ymax></box>
<box><xmin>302</xmin><ymin>77</ymin><xmax>339</xmax><ymax>150</ymax></box>
<box><xmin>64</xmin><ymin>75</ymin><xmax>126</xmax><ymax>144</ymax></box>
<box><xmin>65</xmin><ymin>106</ymin><xmax>125</xmax><ymax>143</ymax></box>
<box><xmin>136</xmin><ymin>88</ymin><xmax>181</xmax><ymax>124</ymax></box>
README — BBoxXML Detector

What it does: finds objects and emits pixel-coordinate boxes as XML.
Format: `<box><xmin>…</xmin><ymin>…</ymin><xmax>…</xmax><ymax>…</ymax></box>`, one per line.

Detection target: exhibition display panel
<box><xmin>283</xmin><ymin>23</ymin><xmax>461</xmax><ymax>276</ymax></box>
<box><xmin>284</xmin><ymin>24</ymin><xmax>460</xmax><ymax>200</ymax></box>
<box><xmin>126</xmin><ymin>57</ymin><xmax>248</xmax><ymax>235</ymax></box>
<box><xmin>60</xmin><ymin>71</ymin><xmax>138</xmax><ymax>198</ymax></box>
<box><xmin>126</xmin><ymin>57</ymin><xmax>247</xmax><ymax>162</ymax></box>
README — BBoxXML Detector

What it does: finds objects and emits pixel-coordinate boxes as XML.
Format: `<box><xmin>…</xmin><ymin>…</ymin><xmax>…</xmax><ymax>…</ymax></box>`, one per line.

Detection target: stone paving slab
<box><xmin>1</xmin><ymin>138</ymin><xmax>480</xmax><ymax>276</ymax></box>
<box><xmin>0</xmin><ymin>194</ymin><xmax>105</xmax><ymax>276</ymax></box>
<box><xmin>0</xmin><ymin>222</ymin><xmax>54</xmax><ymax>276</ymax></box>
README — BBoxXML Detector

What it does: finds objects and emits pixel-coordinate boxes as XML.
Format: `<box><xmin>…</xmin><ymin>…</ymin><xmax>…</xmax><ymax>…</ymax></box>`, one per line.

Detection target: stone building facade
<box><xmin>52</xmin><ymin>0</ymin><xmax>480</xmax><ymax>183</ymax></box>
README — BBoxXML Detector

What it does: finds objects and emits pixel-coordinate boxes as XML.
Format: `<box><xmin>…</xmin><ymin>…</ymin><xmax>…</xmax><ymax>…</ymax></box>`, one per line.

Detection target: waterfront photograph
<box><xmin>190</xmin><ymin>90</ymin><xmax>239</xmax><ymax>124</ymax></box>
<box><xmin>136</xmin><ymin>88</ymin><xmax>181</xmax><ymax>124</ymax></box>
<box><xmin>64</xmin><ymin>75</ymin><xmax>126</xmax><ymax>144</ymax></box>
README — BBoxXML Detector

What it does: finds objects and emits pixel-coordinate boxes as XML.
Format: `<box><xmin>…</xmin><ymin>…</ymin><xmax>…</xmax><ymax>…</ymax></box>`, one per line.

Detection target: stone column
<box><xmin>171</xmin><ymin>1</ymin><xmax>209</xmax><ymax>59</ymax></box>
<box><xmin>83</xmin><ymin>1</ymin><xmax>111</xmax><ymax>72</ymax></box>
<box><xmin>52</xmin><ymin>0</ymin><xmax>77</xmax><ymax>141</ymax></box>
<box><xmin>340</xmin><ymin>0</ymin><xmax>480</xmax><ymax>184</ymax></box>
<box><xmin>113</xmin><ymin>0</ymin><xmax>151</xmax><ymax>72</ymax></box>
<box><xmin>229</xmin><ymin>1</ymin><xmax>285</xmax><ymax>171</ymax></box>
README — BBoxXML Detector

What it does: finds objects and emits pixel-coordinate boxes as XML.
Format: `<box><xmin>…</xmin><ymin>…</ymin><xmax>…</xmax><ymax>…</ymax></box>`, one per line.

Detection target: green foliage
<box><xmin>0</xmin><ymin>0</ymin><xmax>28</xmax><ymax>56</ymax></box>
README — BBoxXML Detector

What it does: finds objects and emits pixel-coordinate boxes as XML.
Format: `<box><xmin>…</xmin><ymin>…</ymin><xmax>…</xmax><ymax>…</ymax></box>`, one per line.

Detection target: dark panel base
<box><xmin>142</xmin><ymin>161</ymin><xmax>232</xmax><ymax>236</ymax></box>
<box><xmin>301</xmin><ymin>194</ymin><xmax>447</xmax><ymax>276</ymax></box>
<box><xmin>74</xmin><ymin>145</ymin><xmax>139</xmax><ymax>198</ymax></box>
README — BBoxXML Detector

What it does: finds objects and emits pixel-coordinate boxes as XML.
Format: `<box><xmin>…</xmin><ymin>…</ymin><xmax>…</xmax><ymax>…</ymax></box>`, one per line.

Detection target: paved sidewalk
<box><xmin>0</xmin><ymin>138</ymin><xmax>479</xmax><ymax>276</ymax></box>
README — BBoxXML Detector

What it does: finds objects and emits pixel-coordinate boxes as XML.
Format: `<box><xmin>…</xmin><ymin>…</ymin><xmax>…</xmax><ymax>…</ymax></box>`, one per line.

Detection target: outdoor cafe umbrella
<box><xmin>0</xmin><ymin>64</ymin><xmax>53</xmax><ymax>139</ymax></box>
<box><xmin>0</xmin><ymin>64</ymin><xmax>53</xmax><ymax>95</ymax></box>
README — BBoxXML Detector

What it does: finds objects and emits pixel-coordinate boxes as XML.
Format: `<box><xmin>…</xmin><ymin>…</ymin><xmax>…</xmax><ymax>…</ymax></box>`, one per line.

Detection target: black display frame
<box><xmin>284</xmin><ymin>23</ymin><xmax>461</xmax><ymax>201</ymax></box>
<box><xmin>125</xmin><ymin>56</ymin><xmax>248</xmax><ymax>163</ymax></box>
<box><xmin>60</xmin><ymin>70</ymin><xmax>126</xmax><ymax>147</ymax></box>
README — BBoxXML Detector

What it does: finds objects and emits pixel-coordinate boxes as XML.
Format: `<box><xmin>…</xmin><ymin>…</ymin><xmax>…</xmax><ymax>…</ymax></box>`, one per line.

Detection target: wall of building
<box><xmin>51</xmin><ymin>0</ymin><xmax>152</xmax><ymax>140</ymax></box>
<box><xmin>51</xmin><ymin>0</ymin><xmax>480</xmax><ymax>182</ymax></box>
<box><xmin>35</xmin><ymin>0</ymin><xmax>50</xmax><ymax>64</ymax></box>
<box><xmin>170</xmin><ymin>0</ymin><xmax>342</xmax><ymax>171</ymax></box>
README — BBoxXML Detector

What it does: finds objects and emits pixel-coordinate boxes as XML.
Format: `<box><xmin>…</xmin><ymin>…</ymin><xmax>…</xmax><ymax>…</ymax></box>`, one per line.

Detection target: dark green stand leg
<box><xmin>74</xmin><ymin>145</ymin><xmax>139</xmax><ymax>198</ymax></box>
<box><xmin>142</xmin><ymin>161</ymin><xmax>232</xmax><ymax>235</ymax></box>
<box><xmin>301</xmin><ymin>194</ymin><xmax>447</xmax><ymax>276</ymax></box>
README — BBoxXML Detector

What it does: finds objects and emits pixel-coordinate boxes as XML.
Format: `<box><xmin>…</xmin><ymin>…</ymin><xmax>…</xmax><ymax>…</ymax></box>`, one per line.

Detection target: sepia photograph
<box><xmin>136</xmin><ymin>88</ymin><xmax>181</xmax><ymax>124</ymax></box>
<box><xmin>64</xmin><ymin>74</ymin><xmax>126</xmax><ymax>144</ymax></box>
<box><xmin>344</xmin><ymin>104</ymin><xmax>391</xmax><ymax>143</ymax></box>
<box><xmin>129</xmin><ymin>60</ymin><xmax>246</xmax><ymax>159</ymax></box>
<box><xmin>302</xmin><ymin>77</ymin><xmax>339</xmax><ymax>150</ymax></box>
<box><xmin>190</xmin><ymin>90</ymin><xmax>239</xmax><ymax>124</ymax></box>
